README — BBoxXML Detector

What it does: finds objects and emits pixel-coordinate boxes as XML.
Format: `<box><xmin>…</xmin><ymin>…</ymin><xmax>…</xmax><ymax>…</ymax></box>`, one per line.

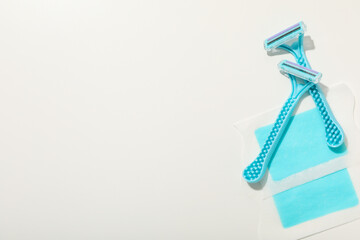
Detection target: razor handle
<box><xmin>299</xmin><ymin>57</ymin><xmax>344</xmax><ymax>147</ymax></box>
<box><xmin>297</xmin><ymin>56</ymin><xmax>344</xmax><ymax>148</ymax></box>
<box><xmin>308</xmin><ymin>85</ymin><xmax>344</xmax><ymax>147</ymax></box>
<box><xmin>243</xmin><ymin>97</ymin><xmax>298</xmax><ymax>183</ymax></box>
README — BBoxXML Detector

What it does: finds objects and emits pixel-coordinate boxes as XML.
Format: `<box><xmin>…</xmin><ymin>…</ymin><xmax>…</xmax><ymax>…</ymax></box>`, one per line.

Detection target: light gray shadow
<box><xmin>247</xmin><ymin>170</ymin><xmax>269</xmax><ymax>191</ymax></box>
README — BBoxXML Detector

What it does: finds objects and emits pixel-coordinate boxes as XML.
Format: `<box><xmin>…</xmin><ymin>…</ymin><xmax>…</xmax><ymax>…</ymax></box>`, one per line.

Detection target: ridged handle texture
<box><xmin>298</xmin><ymin>54</ymin><xmax>344</xmax><ymax>147</ymax></box>
<box><xmin>309</xmin><ymin>86</ymin><xmax>344</xmax><ymax>147</ymax></box>
<box><xmin>243</xmin><ymin>98</ymin><xmax>295</xmax><ymax>183</ymax></box>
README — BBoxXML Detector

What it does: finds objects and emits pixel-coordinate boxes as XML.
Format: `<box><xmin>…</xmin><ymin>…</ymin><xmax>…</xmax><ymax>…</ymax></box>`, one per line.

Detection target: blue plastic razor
<box><xmin>264</xmin><ymin>22</ymin><xmax>344</xmax><ymax>148</ymax></box>
<box><xmin>243</xmin><ymin>60</ymin><xmax>322</xmax><ymax>183</ymax></box>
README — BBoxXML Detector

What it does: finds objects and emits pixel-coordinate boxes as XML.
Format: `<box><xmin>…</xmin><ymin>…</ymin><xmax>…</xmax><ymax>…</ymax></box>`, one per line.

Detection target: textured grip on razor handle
<box><xmin>293</xmin><ymin>48</ymin><xmax>344</xmax><ymax>147</ymax></box>
<box><xmin>309</xmin><ymin>85</ymin><xmax>344</xmax><ymax>147</ymax></box>
<box><xmin>243</xmin><ymin>98</ymin><xmax>297</xmax><ymax>183</ymax></box>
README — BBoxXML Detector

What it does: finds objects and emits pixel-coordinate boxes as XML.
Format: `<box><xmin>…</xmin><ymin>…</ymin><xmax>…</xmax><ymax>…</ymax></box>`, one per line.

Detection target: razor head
<box><xmin>278</xmin><ymin>60</ymin><xmax>322</xmax><ymax>83</ymax></box>
<box><xmin>264</xmin><ymin>22</ymin><xmax>306</xmax><ymax>51</ymax></box>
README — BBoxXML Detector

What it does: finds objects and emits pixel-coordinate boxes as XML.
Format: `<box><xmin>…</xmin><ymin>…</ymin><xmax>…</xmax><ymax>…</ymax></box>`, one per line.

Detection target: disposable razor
<box><xmin>264</xmin><ymin>22</ymin><xmax>344</xmax><ymax>148</ymax></box>
<box><xmin>243</xmin><ymin>60</ymin><xmax>322</xmax><ymax>183</ymax></box>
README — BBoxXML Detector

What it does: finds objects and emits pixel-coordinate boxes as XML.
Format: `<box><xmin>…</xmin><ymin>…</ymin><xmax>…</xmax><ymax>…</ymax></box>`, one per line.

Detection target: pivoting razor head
<box><xmin>264</xmin><ymin>22</ymin><xmax>306</xmax><ymax>51</ymax></box>
<box><xmin>278</xmin><ymin>60</ymin><xmax>322</xmax><ymax>83</ymax></box>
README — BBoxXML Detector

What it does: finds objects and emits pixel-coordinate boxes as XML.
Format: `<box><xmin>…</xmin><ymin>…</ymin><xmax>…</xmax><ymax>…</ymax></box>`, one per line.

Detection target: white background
<box><xmin>0</xmin><ymin>0</ymin><xmax>360</xmax><ymax>239</ymax></box>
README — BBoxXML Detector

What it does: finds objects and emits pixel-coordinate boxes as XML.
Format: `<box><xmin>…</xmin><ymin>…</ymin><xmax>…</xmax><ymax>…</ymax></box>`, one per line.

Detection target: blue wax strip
<box><xmin>255</xmin><ymin>108</ymin><xmax>347</xmax><ymax>181</ymax></box>
<box><xmin>273</xmin><ymin>169</ymin><xmax>359</xmax><ymax>228</ymax></box>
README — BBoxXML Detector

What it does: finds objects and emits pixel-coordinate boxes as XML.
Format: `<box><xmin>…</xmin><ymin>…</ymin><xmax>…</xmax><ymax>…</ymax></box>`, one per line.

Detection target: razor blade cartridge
<box><xmin>278</xmin><ymin>60</ymin><xmax>321</xmax><ymax>83</ymax></box>
<box><xmin>264</xmin><ymin>22</ymin><xmax>306</xmax><ymax>51</ymax></box>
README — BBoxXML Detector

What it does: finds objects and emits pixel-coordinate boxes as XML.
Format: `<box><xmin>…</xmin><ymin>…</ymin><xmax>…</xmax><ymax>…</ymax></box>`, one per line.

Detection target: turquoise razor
<box><xmin>243</xmin><ymin>60</ymin><xmax>322</xmax><ymax>183</ymax></box>
<box><xmin>264</xmin><ymin>22</ymin><xmax>344</xmax><ymax>148</ymax></box>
